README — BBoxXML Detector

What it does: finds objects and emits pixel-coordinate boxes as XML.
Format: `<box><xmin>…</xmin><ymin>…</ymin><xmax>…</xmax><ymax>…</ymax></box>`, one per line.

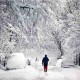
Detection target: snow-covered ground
<box><xmin>0</xmin><ymin>65</ymin><xmax>80</xmax><ymax>80</ymax></box>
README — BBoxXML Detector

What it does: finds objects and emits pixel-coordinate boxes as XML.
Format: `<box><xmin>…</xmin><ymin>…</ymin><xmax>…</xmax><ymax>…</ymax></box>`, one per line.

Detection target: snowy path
<box><xmin>35</xmin><ymin>66</ymin><xmax>80</xmax><ymax>80</ymax></box>
<box><xmin>0</xmin><ymin>66</ymin><xmax>39</xmax><ymax>80</ymax></box>
<box><xmin>0</xmin><ymin>66</ymin><xmax>80</xmax><ymax>80</ymax></box>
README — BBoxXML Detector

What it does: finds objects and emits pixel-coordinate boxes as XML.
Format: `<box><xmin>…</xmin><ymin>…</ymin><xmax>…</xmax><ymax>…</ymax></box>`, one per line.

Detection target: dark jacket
<box><xmin>42</xmin><ymin>55</ymin><xmax>49</xmax><ymax>66</ymax></box>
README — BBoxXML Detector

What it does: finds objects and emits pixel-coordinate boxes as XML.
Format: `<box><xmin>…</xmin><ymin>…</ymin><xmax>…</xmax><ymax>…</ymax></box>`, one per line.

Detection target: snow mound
<box><xmin>5</xmin><ymin>53</ymin><xmax>26</xmax><ymax>70</ymax></box>
<box><xmin>62</xmin><ymin>59</ymin><xmax>75</xmax><ymax>67</ymax></box>
<box><xmin>56</xmin><ymin>59</ymin><xmax>62</xmax><ymax>67</ymax></box>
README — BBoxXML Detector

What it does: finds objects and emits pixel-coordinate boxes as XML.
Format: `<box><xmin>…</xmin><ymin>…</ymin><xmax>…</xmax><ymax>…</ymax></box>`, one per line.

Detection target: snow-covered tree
<box><xmin>0</xmin><ymin>0</ymin><xmax>80</xmax><ymax>66</ymax></box>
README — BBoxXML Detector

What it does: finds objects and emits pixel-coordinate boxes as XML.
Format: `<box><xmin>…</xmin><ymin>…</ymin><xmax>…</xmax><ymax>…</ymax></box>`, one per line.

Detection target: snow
<box><xmin>0</xmin><ymin>0</ymin><xmax>80</xmax><ymax>79</ymax></box>
<box><xmin>5</xmin><ymin>53</ymin><xmax>26</xmax><ymax>69</ymax></box>
<box><xmin>0</xmin><ymin>65</ymin><xmax>80</xmax><ymax>80</ymax></box>
<box><xmin>0</xmin><ymin>0</ymin><xmax>80</xmax><ymax>63</ymax></box>
<box><xmin>56</xmin><ymin>59</ymin><xmax>62</xmax><ymax>67</ymax></box>
<box><xmin>0</xmin><ymin>66</ymin><xmax>38</xmax><ymax>80</ymax></box>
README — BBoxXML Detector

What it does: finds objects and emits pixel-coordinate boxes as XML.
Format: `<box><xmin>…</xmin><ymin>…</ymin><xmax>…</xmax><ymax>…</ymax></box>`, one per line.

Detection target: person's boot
<box><xmin>44</xmin><ymin>69</ymin><xmax>46</xmax><ymax>72</ymax></box>
<box><xmin>45</xmin><ymin>70</ymin><xmax>47</xmax><ymax>72</ymax></box>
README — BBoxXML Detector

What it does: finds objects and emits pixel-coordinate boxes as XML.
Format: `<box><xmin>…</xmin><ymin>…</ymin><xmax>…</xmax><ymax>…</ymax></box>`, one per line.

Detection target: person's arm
<box><xmin>48</xmin><ymin>58</ymin><xmax>49</xmax><ymax>61</ymax></box>
<box><xmin>42</xmin><ymin>58</ymin><xmax>44</xmax><ymax>65</ymax></box>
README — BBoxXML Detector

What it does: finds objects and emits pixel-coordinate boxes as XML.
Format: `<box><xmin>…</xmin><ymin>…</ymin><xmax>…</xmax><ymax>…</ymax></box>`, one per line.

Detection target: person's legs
<box><xmin>45</xmin><ymin>66</ymin><xmax>48</xmax><ymax>72</ymax></box>
<box><xmin>44</xmin><ymin>66</ymin><xmax>48</xmax><ymax>72</ymax></box>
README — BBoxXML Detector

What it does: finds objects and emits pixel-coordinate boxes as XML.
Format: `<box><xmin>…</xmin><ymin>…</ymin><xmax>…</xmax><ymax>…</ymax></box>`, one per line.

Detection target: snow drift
<box><xmin>5</xmin><ymin>53</ymin><xmax>26</xmax><ymax>70</ymax></box>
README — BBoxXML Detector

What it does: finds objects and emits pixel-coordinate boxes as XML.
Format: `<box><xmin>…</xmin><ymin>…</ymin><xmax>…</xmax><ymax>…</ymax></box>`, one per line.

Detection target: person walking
<box><xmin>42</xmin><ymin>55</ymin><xmax>49</xmax><ymax>72</ymax></box>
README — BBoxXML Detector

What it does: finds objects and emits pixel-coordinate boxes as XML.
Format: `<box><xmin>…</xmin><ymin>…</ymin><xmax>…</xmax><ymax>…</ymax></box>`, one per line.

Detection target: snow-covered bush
<box><xmin>0</xmin><ymin>53</ymin><xmax>5</xmax><ymax>65</ymax></box>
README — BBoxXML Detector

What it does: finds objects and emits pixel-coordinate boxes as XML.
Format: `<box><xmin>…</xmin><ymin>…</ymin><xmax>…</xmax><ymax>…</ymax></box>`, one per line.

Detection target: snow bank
<box><xmin>62</xmin><ymin>59</ymin><xmax>75</xmax><ymax>67</ymax></box>
<box><xmin>56</xmin><ymin>59</ymin><xmax>63</xmax><ymax>67</ymax></box>
<box><xmin>62</xmin><ymin>56</ymin><xmax>75</xmax><ymax>67</ymax></box>
<box><xmin>5</xmin><ymin>53</ymin><xmax>26</xmax><ymax>70</ymax></box>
